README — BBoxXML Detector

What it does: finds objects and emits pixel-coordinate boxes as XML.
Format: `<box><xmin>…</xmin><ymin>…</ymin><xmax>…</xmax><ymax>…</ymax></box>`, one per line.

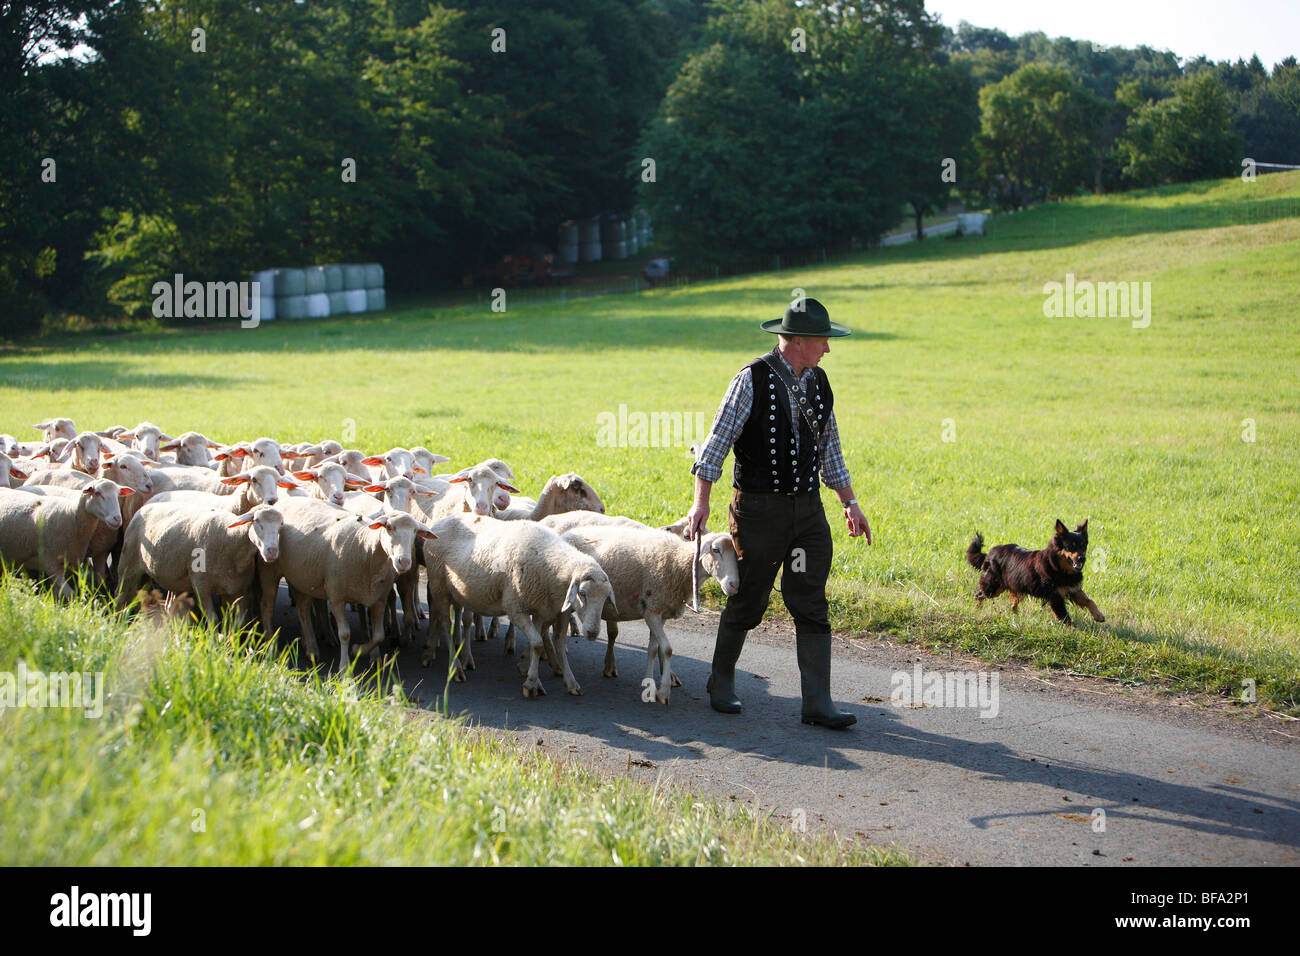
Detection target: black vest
<box><xmin>733</xmin><ymin>352</ymin><xmax>833</xmax><ymax>493</ymax></box>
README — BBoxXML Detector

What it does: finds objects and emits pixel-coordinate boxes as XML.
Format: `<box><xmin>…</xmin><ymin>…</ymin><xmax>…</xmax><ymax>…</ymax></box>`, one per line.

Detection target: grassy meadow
<box><xmin>4</xmin><ymin>172</ymin><xmax>1298</xmax><ymax>712</ymax></box>
<box><xmin>2</xmin><ymin>172</ymin><xmax>1297</xmax><ymax>865</ymax></box>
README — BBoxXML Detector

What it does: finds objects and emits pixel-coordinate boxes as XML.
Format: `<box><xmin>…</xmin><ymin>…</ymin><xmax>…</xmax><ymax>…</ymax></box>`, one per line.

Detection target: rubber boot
<box><xmin>706</xmin><ymin>622</ymin><xmax>747</xmax><ymax>714</ymax></box>
<box><xmin>797</xmin><ymin>632</ymin><xmax>856</xmax><ymax>729</ymax></box>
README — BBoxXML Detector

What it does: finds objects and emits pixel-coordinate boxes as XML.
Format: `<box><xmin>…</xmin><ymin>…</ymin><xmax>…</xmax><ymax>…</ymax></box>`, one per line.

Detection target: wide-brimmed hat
<box><xmin>760</xmin><ymin>297</ymin><xmax>851</xmax><ymax>337</ymax></box>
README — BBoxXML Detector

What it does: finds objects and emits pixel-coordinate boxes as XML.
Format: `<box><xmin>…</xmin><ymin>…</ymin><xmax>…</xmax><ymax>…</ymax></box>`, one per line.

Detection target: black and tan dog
<box><xmin>966</xmin><ymin>520</ymin><xmax>1104</xmax><ymax>624</ymax></box>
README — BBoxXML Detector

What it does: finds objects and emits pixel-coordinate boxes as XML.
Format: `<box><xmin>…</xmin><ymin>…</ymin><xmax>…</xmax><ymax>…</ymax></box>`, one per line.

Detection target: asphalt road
<box><xmin>272</xmin><ymin>588</ymin><xmax>1300</xmax><ymax>866</ymax></box>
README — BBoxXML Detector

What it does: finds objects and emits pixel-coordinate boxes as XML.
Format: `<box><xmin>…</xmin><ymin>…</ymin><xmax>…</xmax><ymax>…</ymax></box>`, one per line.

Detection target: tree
<box><xmin>974</xmin><ymin>63</ymin><xmax>1105</xmax><ymax>208</ymax></box>
<box><xmin>637</xmin><ymin>0</ymin><xmax>951</xmax><ymax>266</ymax></box>
<box><xmin>1117</xmin><ymin>72</ymin><xmax>1243</xmax><ymax>186</ymax></box>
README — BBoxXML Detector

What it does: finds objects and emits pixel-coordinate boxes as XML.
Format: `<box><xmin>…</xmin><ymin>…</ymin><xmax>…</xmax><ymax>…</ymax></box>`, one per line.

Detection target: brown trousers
<box><xmin>719</xmin><ymin>489</ymin><xmax>833</xmax><ymax>636</ymax></box>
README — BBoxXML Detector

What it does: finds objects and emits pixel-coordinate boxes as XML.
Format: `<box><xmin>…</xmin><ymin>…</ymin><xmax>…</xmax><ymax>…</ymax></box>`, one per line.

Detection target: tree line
<box><xmin>2</xmin><ymin>0</ymin><xmax>1295</xmax><ymax>338</ymax></box>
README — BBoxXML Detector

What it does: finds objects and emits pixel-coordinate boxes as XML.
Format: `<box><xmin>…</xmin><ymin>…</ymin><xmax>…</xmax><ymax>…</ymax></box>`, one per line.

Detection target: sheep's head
<box><xmin>410</xmin><ymin>446</ymin><xmax>451</xmax><ymax>477</ymax></box>
<box><xmin>104</xmin><ymin>452</ymin><xmax>154</xmax><ymax>494</ymax></box>
<box><xmin>69</xmin><ymin>432</ymin><xmax>104</xmax><ymax>476</ymax></box>
<box><xmin>164</xmin><ymin>431</ymin><xmax>220</xmax><ymax>467</ymax></box>
<box><xmin>563</xmin><ymin>567</ymin><xmax>617</xmax><ymax>641</ymax></box>
<box><xmin>449</xmin><ymin>464</ymin><xmax>518</xmax><ymax>516</ymax></box>
<box><xmin>230</xmin><ymin>505</ymin><xmax>283</xmax><ymax>563</ymax></box>
<box><xmin>363</xmin><ymin>447</ymin><xmax>415</xmax><ymax>482</ymax></box>
<box><xmin>222</xmin><ymin>465</ymin><xmax>294</xmax><ymax>506</ymax></box>
<box><xmin>699</xmin><ymin>533</ymin><xmax>740</xmax><ymax>597</ymax></box>
<box><xmin>367</xmin><ymin>511</ymin><xmax>436</xmax><ymax>574</ymax></box>
<box><xmin>248</xmin><ymin>437</ymin><xmax>286</xmax><ymax>475</ymax></box>
<box><xmin>81</xmin><ymin>479</ymin><xmax>133</xmax><ymax>529</ymax></box>
<box><xmin>34</xmin><ymin>418</ymin><xmax>76</xmax><ymax>442</ymax></box>
<box><xmin>293</xmin><ymin>462</ymin><xmax>356</xmax><ymax>507</ymax></box>
<box><xmin>128</xmin><ymin>422</ymin><xmax>168</xmax><ymax>461</ymax></box>
<box><xmin>550</xmin><ymin>473</ymin><xmax>605</xmax><ymax>515</ymax></box>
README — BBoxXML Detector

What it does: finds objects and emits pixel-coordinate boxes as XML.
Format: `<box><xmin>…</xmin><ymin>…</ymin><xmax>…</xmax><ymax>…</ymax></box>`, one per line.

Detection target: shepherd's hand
<box><xmin>845</xmin><ymin>503</ymin><xmax>871</xmax><ymax>543</ymax></box>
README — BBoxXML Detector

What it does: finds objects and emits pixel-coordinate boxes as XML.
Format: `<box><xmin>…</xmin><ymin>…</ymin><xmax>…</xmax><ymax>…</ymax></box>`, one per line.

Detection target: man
<box><xmin>685</xmin><ymin>297</ymin><xmax>870</xmax><ymax>729</ymax></box>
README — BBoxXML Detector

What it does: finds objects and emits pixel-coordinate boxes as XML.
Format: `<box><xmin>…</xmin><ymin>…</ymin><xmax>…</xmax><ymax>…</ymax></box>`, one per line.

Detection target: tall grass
<box><xmin>0</xmin><ymin>578</ymin><xmax>905</xmax><ymax>865</ymax></box>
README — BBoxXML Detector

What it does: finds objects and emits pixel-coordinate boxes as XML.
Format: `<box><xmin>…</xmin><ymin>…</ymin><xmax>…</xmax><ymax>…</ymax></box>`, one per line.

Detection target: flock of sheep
<box><xmin>0</xmin><ymin>419</ymin><xmax>741</xmax><ymax>702</ymax></box>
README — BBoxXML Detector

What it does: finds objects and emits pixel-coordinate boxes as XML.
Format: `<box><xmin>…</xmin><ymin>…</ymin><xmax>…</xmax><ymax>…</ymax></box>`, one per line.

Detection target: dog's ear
<box><xmin>1054</xmin><ymin>519</ymin><xmax>1068</xmax><ymax>537</ymax></box>
<box><xmin>1076</xmin><ymin>518</ymin><xmax>1088</xmax><ymax>536</ymax></box>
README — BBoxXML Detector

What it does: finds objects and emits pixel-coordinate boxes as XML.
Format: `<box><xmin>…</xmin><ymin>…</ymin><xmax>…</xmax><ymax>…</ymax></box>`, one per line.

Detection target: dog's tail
<box><xmin>966</xmin><ymin>533</ymin><xmax>986</xmax><ymax>570</ymax></box>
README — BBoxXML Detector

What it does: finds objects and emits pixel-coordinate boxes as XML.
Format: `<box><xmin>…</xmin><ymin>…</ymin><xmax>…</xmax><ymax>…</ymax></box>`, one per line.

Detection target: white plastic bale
<box><xmin>258</xmin><ymin>296</ymin><xmax>277</xmax><ymax>321</ymax></box>
<box><xmin>304</xmin><ymin>266</ymin><xmax>327</xmax><ymax>295</ymax></box>
<box><xmin>274</xmin><ymin>268</ymin><xmax>306</xmax><ymax>297</ymax></box>
<box><xmin>306</xmin><ymin>293</ymin><xmax>331</xmax><ymax>318</ymax></box>
<box><xmin>251</xmin><ymin>269</ymin><xmax>277</xmax><ymax>298</ymax></box>
<box><xmin>580</xmin><ymin>242</ymin><xmax>602</xmax><ymax>263</ymax></box>
<box><xmin>365</xmin><ymin>288</ymin><xmax>385</xmax><ymax>312</ymax></box>
<box><xmin>363</xmin><ymin>263</ymin><xmax>384</xmax><ymax>289</ymax></box>
<box><xmin>344</xmin><ymin>289</ymin><xmax>367</xmax><ymax>313</ymax></box>
<box><xmin>323</xmin><ymin>264</ymin><xmax>345</xmax><ymax>292</ymax></box>
<box><xmin>278</xmin><ymin>294</ymin><xmax>309</xmax><ymax>320</ymax></box>
<box><xmin>343</xmin><ymin>265</ymin><xmax>367</xmax><ymax>290</ymax></box>
<box><xmin>327</xmin><ymin>291</ymin><xmax>349</xmax><ymax>315</ymax></box>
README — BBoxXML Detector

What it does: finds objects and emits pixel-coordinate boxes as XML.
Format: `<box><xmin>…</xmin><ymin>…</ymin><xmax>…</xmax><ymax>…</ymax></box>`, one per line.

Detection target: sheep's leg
<box><xmin>397</xmin><ymin>571</ymin><xmax>418</xmax><ymax>643</ymax></box>
<box><xmin>603</xmin><ymin>620</ymin><xmax>620</xmax><ymax>678</ymax></box>
<box><xmin>292</xmin><ymin>586</ymin><xmax>321</xmax><ymax>662</ymax></box>
<box><xmin>115</xmin><ymin>551</ymin><xmax>146</xmax><ymax>612</ymax></box>
<box><xmin>503</xmin><ymin>620</ymin><xmax>515</xmax><ymax>656</ymax></box>
<box><xmin>456</xmin><ymin>606</ymin><xmax>477</xmax><ymax>670</ymax></box>
<box><xmin>646</xmin><ymin>613</ymin><xmax>674</xmax><ymax>704</ymax></box>
<box><xmin>333</xmin><ymin>601</ymin><xmax>353</xmax><ymax>672</ymax></box>
<box><xmin>540</xmin><ymin>617</ymin><xmax>565</xmax><ymax>677</ymax></box>
<box><xmin>420</xmin><ymin>577</ymin><xmax>439</xmax><ymax>667</ymax></box>
<box><xmin>550</xmin><ymin>614</ymin><xmax>582</xmax><ymax>696</ymax></box>
<box><xmin>194</xmin><ymin>584</ymin><xmax>218</xmax><ymax>626</ymax></box>
<box><xmin>474</xmin><ymin>612</ymin><xmax>487</xmax><ymax>642</ymax></box>
<box><xmin>517</xmin><ymin>612</ymin><xmax>548</xmax><ymax>698</ymax></box>
<box><xmin>359</xmin><ymin>595</ymin><xmax>389</xmax><ymax>661</ymax></box>
<box><xmin>257</xmin><ymin>567</ymin><xmax>280</xmax><ymax>638</ymax></box>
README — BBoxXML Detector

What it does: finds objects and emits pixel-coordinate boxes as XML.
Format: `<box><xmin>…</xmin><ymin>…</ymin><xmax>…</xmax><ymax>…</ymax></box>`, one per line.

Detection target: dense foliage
<box><xmin>1</xmin><ymin>1</ymin><xmax>1295</xmax><ymax>336</ymax></box>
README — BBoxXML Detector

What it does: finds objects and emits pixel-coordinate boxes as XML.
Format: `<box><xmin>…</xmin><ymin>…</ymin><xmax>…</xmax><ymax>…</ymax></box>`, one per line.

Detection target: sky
<box><xmin>925</xmin><ymin>0</ymin><xmax>1300</xmax><ymax>68</ymax></box>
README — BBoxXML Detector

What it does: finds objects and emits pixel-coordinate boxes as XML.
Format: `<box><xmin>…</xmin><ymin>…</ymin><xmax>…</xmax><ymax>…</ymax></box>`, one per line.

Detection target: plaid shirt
<box><xmin>691</xmin><ymin>350</ymin><xmax>851</xmax><ymax>490</ymax></box>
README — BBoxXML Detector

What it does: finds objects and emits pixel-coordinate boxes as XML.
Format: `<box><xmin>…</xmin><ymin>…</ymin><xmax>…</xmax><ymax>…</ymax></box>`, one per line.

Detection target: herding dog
<box><xmin>965</xmin><ymin>520</ymin><xmax>1104</xmax><ymax>625</ymax></box>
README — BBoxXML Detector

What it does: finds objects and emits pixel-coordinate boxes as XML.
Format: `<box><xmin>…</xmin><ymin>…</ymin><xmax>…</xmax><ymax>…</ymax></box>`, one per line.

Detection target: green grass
<box><xmin>2</xmin><ymin>172</ymin><xmax>1298</xmax><ymax>717</ymax></box>
<box><xmin>0</xmin><ymin>577</ymin><xmax>903</xmax><ymax>865</ymax></box>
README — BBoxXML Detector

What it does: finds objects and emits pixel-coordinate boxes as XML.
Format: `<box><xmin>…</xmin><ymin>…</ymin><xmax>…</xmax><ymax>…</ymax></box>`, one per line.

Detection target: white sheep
<box><xmin>116</xmin><ymin>502</ymin><xmax>284</xmax><ymax>623</ymax></box>
<box><xmin>421</xmin><ymin>513</ymin><xmax>615</xmax><ymax>697</ymax></box>
<box><xmin>0</xmin><ymin>451</ymin><xmax>31</xmax><ymax>488</ymax></box>
<box><xmin>0</xmin><ymin>480</ymin><xmax>131</xmax><ymax>598</ymax></box>
<box><xmin>257</xmin><ymin>496</ymin><xmax>435</xmax><ymax>670</ymax></box>
<box><xmin>22</xmin><ymin>451</ymin><xmax>157</xmax><ymax>587</ymax></box>
<box><xmin>494</xmin><ymin>473</ymin><xmax>605</xmax><ymax>521</ymax></box>
<box><xmin>148</xmin><ymin>465</ymin><xmax>294</xmax><ymax>514</ymax></box>
<box><xmin>556</xmin><ymin>526</ymin><xmax>740</xmax><ymax>703</ymax></box>
<box><xmin>33</xmin><ymin>418</ymin><xmax>77</xmax><ymax>443</ymax></box>
<box><xmin>159</xmin><ymin>431</ymin><xmax>222</xmax><ymax>467</ymax></box>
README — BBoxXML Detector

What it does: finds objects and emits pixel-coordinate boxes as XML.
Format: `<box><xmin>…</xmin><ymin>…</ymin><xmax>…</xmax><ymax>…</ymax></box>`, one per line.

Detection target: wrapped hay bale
<box><xmin>257</xmin><ymin>296</ymin><xmax>277</xmax><ymax>321</ymax></box>
<box><xmin>344</xmin><ymin>289</ymin><xmax>367</xmax><ymax>313</ymax></box>
<box><xmin>323</xmin><ymin>264</ymin><xmax>345</xmax><ymax>293</ymax></box>
<box><xmin>278</xmin><ymin>294</ymin><xmax>309</xmax><ymax>320</ymax></box>
<box><xmin>363</xmin><ymin>263</ymin><xmax>384</xmax><ymax>289</ymax></box>
<box><xmin>343</xmin><ymin>264</ymin><xmax>367</xmax><ymax>290</ymax></box>
<box><xmin>251</xmin><ymin>269</ymin><xmax>277</xmax><ymax>299</ymax></box>
<box><xmin>306</xmin><ymin>293</ymin><xmax>330</xmax><ymax>318</ymax></box>
<box><xmin>327</xmin><ymin>291</ymin><xmax>349</xmax><ymax>315</ymax></box>
<box><xmin>365</xmin><ymin>288</ymin><xmax>385</xmax><ymax>312</ymax></box>
<box><xmin>304</xmin><ymin>266</ymin><xmax>328</xmax><ymax>295</ymax></box>
<box><xmin>273</xmin><ymin>268</ymin><xmax>306</xmax><ymax>298</ymax></box>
